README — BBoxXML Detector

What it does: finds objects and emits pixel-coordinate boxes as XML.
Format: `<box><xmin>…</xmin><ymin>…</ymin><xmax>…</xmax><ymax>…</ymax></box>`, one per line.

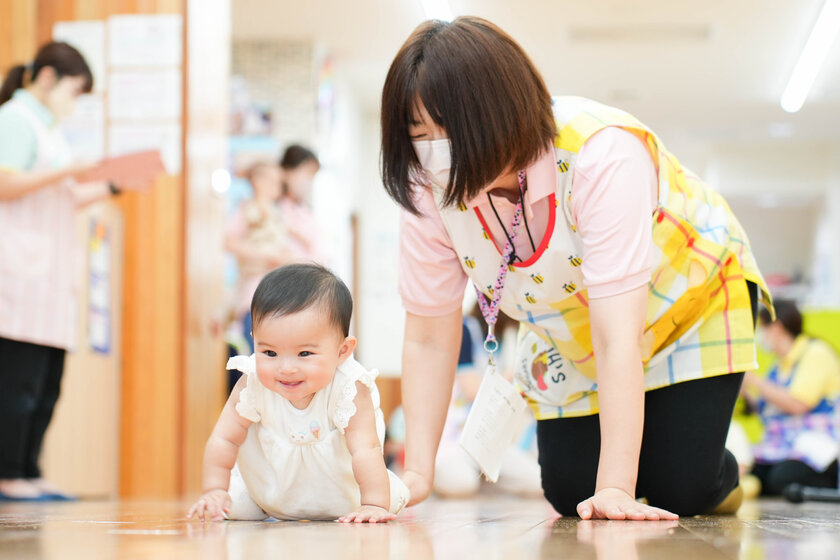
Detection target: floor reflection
<box><xmin>1</xmin><ymin>496</ymin><xmax>839</xmax><ymax>560</ymax></box>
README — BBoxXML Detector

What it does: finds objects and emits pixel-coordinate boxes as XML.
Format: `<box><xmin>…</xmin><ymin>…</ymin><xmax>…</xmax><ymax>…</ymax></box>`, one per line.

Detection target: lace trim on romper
<box><xmin>227</xmin><ymin>354</ymin><xmax>261</xmax><ymax>422</ymax></box>
<box><xmin>333</xmin><ymin>365</ymin><xmax>379</xmax><ymax>433</ymax></box>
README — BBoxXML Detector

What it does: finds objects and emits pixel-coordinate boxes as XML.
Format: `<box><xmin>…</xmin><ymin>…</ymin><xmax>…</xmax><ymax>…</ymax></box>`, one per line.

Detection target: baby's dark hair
<box><xmin>251</xmin><ymin>263</ymin><xmax>352</xmax><ymax>337</ymax></box>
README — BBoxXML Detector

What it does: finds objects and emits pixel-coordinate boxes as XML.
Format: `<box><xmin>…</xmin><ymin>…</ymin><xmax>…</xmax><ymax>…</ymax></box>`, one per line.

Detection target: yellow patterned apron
<box><xmin>435</xmin><ymin>96</ymin><xmax>771</xmax><ymax>420</ymax></box>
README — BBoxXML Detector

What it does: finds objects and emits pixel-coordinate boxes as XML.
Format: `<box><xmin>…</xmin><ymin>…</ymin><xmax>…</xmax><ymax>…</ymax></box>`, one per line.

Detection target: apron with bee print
<box><xmin>434</xmin><ymin>96</ymin><xmax>771</xmax><ymax>420</ymax></box>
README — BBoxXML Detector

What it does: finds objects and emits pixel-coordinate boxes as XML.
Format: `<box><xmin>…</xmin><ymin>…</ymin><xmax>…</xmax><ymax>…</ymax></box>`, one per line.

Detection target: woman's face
<box><xmin>757</xmin><ymin>320</ymin><xmax>788</xmax><ymax>355</ymax></box>
<box><xmin>407</xmin><ymin>102</ymin><xmax>447</xmax><ymax>141</ymax></box>
<box><xmin>44</xmin><ymin>74</ymin><xmax>87</xmax><ymax>120</ymax></box>
<box><xmin>409</xmin><ymin>100</ymin><xmax>518</xmax><ymax>197</ymax></box>
<box><xmin>252</xmin><ymin>165</ymin><xmax>281</xmax><ymax>201</ymax></box>
<box><xmin>283</xmin><ymin>160</ymin><xmax>319</xmax><ymax>202</ymax></box>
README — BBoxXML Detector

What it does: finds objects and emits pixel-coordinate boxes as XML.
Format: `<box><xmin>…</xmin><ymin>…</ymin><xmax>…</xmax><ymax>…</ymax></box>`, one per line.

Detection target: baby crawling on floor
<box><xmin>188</xmin><ymin>263</ymin><xmax>409</xmax><ymax>523</ymax></box>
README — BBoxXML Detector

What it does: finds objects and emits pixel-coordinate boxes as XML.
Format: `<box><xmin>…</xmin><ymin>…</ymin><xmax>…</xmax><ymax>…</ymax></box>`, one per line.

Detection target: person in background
<box><xmin>0</xmin><ymin>42</ymin><xmax>148</xmax><ymax>501</ymax></box>
<box><xmin>433</xmin><ymin>305</ymin><xmax>542</xmax><ymax>498</ymax></box>
<box><xmin>277</xmin><ymin>145</ymin><xmax>324</xmax><ymax>264</ymax></box>
<box><xmin>225</xmin><ymin>161</ymin><xmax>289</xmax><ymax>359</ymax></box>
<box><xmin>743</xmin><ymin>300</ymin><xmax>840</xmax><ymax>496</ymax></box>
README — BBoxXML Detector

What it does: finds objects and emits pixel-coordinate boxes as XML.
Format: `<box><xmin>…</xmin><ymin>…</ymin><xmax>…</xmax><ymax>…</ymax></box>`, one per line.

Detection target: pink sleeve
<box><xmin>571</xmin><ymin>127</ymin><xmax>658</xmax><ymax>299</ymax></box>
<box><xmin>398</xmin><ymin>188</ymin><xmax>468</xmax><ymax>316</ymax></box>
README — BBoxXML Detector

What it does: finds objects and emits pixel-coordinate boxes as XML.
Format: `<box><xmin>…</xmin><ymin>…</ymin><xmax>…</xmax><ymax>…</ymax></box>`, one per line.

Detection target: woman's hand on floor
<box><xmin>577</xmin><ymin>488</ymin><xmax>678</xmax><ymax>521</ymax></box>
<box><xmin>187</xmin><ymin>489</ymin><xmax>232</xmax><ymax>522</ymax></box>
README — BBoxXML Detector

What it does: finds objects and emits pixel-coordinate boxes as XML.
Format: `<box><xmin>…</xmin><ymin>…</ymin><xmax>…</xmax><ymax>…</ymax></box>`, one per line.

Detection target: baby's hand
<box><xmin>187</xmin><ymin>489</ymin><xmax>232</xmax><ymax>522</ymax></box>
<box><xmin>338</xmin><ymin>505</ymin><xmax>396</xmax><ymax>524</ymax></box>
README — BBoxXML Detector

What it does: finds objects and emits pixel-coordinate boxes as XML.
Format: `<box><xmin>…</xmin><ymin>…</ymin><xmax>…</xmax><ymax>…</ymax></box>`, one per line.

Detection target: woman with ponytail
<box><xmin>0</xmin><ymin>42</ymin><xmax>142</xmax><ymax>501</ymax></box>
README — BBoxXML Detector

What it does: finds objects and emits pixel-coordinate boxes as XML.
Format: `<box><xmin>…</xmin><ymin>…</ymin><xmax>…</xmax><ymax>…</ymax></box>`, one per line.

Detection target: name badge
<box><xmin>458</xmin><ymin>364</ymin><xmax>530</xmax><ymax>482</ymax></box>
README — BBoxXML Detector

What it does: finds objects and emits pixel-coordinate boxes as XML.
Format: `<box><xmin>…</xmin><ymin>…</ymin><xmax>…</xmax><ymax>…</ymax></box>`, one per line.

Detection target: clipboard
<box><xmin>80</xmin><ymin>150</ymin><xmax>167</xmax><ymax>185</ymax></box>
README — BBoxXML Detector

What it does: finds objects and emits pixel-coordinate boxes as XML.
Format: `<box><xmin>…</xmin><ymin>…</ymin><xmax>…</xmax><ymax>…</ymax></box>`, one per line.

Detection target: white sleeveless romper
<box><xmin>226</xmin><ymin>354</ymin><xmax>410</xmax><ymax>520</ymax></box>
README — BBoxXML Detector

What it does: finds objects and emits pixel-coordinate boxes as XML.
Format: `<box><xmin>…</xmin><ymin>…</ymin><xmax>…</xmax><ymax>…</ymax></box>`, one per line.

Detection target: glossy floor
<box><xmin>1</xmin><ymin>495</ymin><xmax>839</xmax><ymax>559</ymax></box>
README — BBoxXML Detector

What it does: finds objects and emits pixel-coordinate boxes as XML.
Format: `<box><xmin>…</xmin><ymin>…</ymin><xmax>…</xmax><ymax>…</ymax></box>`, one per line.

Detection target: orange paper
<box><xmin>82</xmin><ymin>150</ymin><xmax>167</xmax><ymax>185</ymax></box>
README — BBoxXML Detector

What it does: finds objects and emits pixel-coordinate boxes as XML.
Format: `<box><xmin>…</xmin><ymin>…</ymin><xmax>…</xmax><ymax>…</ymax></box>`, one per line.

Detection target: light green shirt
<box><xmin>0</xmin><ymin>89</ymin><xmax>56</xmax><ymax>172</ymax></box>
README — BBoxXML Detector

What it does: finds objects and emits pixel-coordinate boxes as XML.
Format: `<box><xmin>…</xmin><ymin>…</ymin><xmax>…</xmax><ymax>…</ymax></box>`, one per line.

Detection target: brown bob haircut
<box><xmin>381</xmin><ymin>16</ymin><xmax>556</xmax><ymax>214</ymax></box>
<box><xmin>0</xmin><ymin>42</ymin><xmax>93</xmax><ymax>106</ymax></box>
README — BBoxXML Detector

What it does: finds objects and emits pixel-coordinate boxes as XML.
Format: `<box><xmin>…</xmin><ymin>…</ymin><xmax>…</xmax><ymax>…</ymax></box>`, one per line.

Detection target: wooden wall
<box><xmin>0</xmin><ymin>0</ymin><xmax>229</xmax><ymax>498</ymax></box>
<box><xmin>41</xmin><ymin>205</ymin><xmax>124</xmax><ymax>497</ymax></box>
<box><xmin>181</xmin><ymin>0</ymin><xmax>229</xmax><ymax>497</ymax></box>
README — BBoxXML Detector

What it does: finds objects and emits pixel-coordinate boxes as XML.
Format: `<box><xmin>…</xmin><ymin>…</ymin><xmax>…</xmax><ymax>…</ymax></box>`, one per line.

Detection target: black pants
<box><xmin>751</xmin><ymin>460</ymin><xmax>839</xmax><ymax>496</ymax></box>
<box><xmin>537</xmin><ymin>372</ymin><xmax>744</xmax><ymax>516</ymax></box>
<box><xmin>537</xmin><ymin>281</ymin><xmax>758</xmax><ymax>516</ymax></box>
<box><xmin>0</xmin><ymin>337</ymin><xmax>66</xmax><ymax>479</ymax></box>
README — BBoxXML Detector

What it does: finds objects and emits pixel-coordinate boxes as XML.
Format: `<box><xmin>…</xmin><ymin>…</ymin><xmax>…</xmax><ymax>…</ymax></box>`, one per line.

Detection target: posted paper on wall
<box><xmin>88</xmin><ymin>220</ymin><xmax>111</xmax><ymax>354</ymax></box>
<box><xmin>109</xmin><ymin>123</ymin><xmax>181</xmax><ymax>174</ymax></box>
<box><xmin>60</xmin><ymin>93</ymin><xmax>105</xmax><ymax>162</ymax></box>
<box><xmin>109</xmin><ymin>70</ymin><xmax>182</xmax><ymax>120</ymax></box>
<box><xmin>108</xmin><ymin>14</ymin><xmax>182</xmax><ymax>67</ymax></box>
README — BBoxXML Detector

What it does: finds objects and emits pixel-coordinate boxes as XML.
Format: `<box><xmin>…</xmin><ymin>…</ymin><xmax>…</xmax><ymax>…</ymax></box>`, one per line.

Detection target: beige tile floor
<box><xmin>1</xmin><ymin>495</ymin><xmax>839</xmax><ymax>560</ymax></box>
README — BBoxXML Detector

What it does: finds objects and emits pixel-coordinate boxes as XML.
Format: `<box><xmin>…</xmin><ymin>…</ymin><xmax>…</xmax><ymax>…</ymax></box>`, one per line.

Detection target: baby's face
<box><xmin>253</xmin><ymin>306</ymin><xmax>355</xmax><ymax>409</ymax></box>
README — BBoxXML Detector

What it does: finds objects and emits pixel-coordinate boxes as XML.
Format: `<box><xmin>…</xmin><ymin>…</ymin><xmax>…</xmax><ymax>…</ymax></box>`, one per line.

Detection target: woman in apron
<box><xmin>381</xmin><ymin>17</ymin><xmax>770</xmax><ymax>519</ymax></box>
<box><xmin>0</xmin><ymin>42</ymin><xmax>132</xmax><ymax>500</ymax></box>
<box><xmin>745</xmin><ymin>300</ymin><xmax>840</xmax><ymax>495</ymax></box>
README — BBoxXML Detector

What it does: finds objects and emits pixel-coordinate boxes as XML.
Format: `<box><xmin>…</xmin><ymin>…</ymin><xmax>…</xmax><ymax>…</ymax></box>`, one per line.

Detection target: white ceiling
<box><xmin>232</xmin><ymin>0</ymin><xmax>840</xmax><ymax>151</ymax></box>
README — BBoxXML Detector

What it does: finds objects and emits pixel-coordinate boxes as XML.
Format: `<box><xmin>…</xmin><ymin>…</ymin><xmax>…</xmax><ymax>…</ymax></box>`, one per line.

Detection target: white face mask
<box><xmin>755</xmin><ymin>327</ymin><xmax>773</xmax><ymax>352</ymax></box>
<box><xmin>44</xmin><ymin>78</ymin><xmax>80</xmax><ymax>120</ymax></box>
<box><xmin>412</xmin><ymin>138</ymin><xmax>452</xmax><ymax>188</ymax></box>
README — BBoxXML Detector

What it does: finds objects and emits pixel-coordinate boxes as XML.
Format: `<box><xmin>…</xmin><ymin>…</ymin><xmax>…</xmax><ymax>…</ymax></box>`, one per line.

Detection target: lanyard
<box><xmin>473</xmin><ymin>170</ymin><xmax>526</xmax><ymax>363</ymax></box>
<box><xmin>486</xmin><ymin>177</ymin><xmax>536</xmax><ymax>261</ymax></box>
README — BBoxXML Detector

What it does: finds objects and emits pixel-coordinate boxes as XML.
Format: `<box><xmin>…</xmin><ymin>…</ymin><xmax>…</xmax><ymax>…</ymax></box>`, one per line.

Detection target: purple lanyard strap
<box><xmin>473</xmin><ymin>170</ymin><xmax>526</xmax><ymax>361</ymax></box>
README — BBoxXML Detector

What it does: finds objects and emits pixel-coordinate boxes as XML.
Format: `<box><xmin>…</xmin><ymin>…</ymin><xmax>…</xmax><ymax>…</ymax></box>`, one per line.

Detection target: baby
<box><xmin>188</xmin><ymin>263</ymin><xmax>409</xmax><ymax>522</ymax></box>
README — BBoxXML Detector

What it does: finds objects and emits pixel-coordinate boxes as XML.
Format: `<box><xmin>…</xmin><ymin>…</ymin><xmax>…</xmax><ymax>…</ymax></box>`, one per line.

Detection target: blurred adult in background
<box><xmin>433</xmin><ymin>306</ymin><xmax>542</xmax><ymax>498</ymax></box>
<box><xmin>744</xmin><ymin>300</ymin><xmax>840</xmax><ymax>495</ymax></box>
<box><xmin>222</xmin><ymin>146</ymin><xmax>322</xmax><ymax>392</ymax></box>
<box><xmin>225</xmin><ymin>161</ymin><xmax>288</xmax><ymax>357</ymax></box>
<box><xmin>277</xmin><ymin>145</ymin><xmax>324</xmax><ymax>264</ymax></box>
<box><xmin>0</xmin><ymin>42</ymin><xmax>146</xmax><ymax>501</ymax></box>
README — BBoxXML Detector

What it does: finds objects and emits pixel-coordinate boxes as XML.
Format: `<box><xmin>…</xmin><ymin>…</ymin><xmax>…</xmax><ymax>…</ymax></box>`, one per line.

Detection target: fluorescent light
<box><xmin>419</xmin><ymin>0</ymin><xmax>453</xmax><ymax>22</ymax></box>
<box><xmin>780</xmin><ymin>0</ymin><xmax>840</xmax><ymax>113</ymax></box>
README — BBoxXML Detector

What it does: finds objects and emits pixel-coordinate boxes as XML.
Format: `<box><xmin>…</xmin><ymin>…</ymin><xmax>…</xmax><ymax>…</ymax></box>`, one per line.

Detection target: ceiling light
<box><xmin>780</xmin><ymin>0</ymin><xmax>840</xmax><ymax>113</ymax></box>
<box><xmin>419</xmin><ymin>0</ymin><xmax>453</xmax><ymax>22</ymax></box>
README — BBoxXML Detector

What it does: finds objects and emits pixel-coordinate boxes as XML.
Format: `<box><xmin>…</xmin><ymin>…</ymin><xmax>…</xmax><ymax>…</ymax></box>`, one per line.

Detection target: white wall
<box><xmin>705</xmin><ymin>141</ymin><xmax>832</xmax><ymax>199</ymax></box>
<box><xmin>354</xmin><ymin>111</ymin><xmax>405</xmax><ymax>376</ymax></box>
<box><xmin>703</xmin><ymin>140</ymin><xmax>840</xmax><ymax>300</ymax></box>
<box><xmin>726</xmin><ymin>196</ymin><xmax>821</xmax><ymax>280</ymax></box>
<box><xmin>809</xmin><ymin>144</ymin><xmax>840</xmax><ymax>306</ymax></box>
<box><xmin>310</xmin><ymin>56</ymin><xmax>361</xmax><ymax>288</ymax></box>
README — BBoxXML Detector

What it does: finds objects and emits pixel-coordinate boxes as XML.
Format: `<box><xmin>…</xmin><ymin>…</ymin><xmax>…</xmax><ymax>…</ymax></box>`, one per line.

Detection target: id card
<box><xmin>458</xmin><ymin>364</ymin><xmax>530</xmax><ymax>482</ymax></box>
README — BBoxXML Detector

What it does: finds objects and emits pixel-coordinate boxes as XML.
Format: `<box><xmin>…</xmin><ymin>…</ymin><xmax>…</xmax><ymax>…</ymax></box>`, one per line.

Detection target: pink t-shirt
<box><xmin>398</xmin><ymin>127</ymin><xmax>658</xmax><ymax>316</ymax></box>
<box><xmin>278</xmin><ymin>198</ymin><xmax>325</xmax><ymax>264</ymax></box>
